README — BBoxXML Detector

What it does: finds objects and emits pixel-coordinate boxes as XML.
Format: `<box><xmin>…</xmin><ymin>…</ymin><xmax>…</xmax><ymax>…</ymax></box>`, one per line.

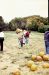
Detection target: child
<box><xmin>18</xmin><ymin>35</ymin><xmax>23</xmax><ymax>48</ymax></box>
<box><xmin>23</xmin><ymin>34</ymin><xmax>26</xmax><ymax>45</ymax></box>
<box><xmin>0</xmin><ymin>27</ymin><xmax>4</xmax><ymax>51</ymax></box>
<box><xmin>24</xmin><ymin>30</ymin><xmax>30</xmax><ymax>44</ymax></box>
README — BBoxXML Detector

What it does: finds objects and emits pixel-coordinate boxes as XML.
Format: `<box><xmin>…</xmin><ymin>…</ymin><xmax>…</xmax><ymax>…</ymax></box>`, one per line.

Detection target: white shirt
<box><xmin>0</xmin><ymin>32</ymin><xmax>4</xmax><ymax>37</ymax></box>
<box><xmin>23</xmin><ymin>35</ymin><xmax>26</xmax><ymax>44</ymax></box>
<box><xmin>23</xmin><ymin>31</ymin><xmax>27</xmax><ymax>35</ymax></box>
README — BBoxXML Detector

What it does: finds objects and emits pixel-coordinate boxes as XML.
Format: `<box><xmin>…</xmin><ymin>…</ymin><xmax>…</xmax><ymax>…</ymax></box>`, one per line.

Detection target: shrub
<box><xmin>26</xmin><ymin>21</ymin><xmax>38</xmax><ymax>31</ymax></box>
<box><xmin>43</xmin><ymin>25</ymin><xmax>49</xmax><ymax>31</ymax></box>
<box><xmin>38</xmin><ymin>25</ymin><xmax>49</xmax><ymax>33</ymax></box>
<box><xmin>9</xmin><ymin>22</ymin><xmax>16</xmax><ymax>31</ymax></box>
<box><xmin>38</xmin><ymin>26</ymin><xmax>45</xmax><ymax>33</ymax></box>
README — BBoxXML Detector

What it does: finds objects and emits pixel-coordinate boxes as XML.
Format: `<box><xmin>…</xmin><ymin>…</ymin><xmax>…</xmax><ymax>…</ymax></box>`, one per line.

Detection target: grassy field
<box><xmin>0</xmin><ymin>31</ymin><xmax>49</xmax><ymax>75</ymax></box>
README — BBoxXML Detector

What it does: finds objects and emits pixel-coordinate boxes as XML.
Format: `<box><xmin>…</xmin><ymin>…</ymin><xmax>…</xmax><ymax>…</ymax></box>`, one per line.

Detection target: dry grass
<box><xmin>0</xmin><ymin>31</ymin><xmax>49</xmax><ymax>75</ymax></box>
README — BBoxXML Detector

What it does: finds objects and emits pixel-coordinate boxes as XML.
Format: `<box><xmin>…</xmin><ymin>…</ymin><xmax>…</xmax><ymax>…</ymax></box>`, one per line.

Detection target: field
<box><xmin>0</xmin><ymin>31</ymin><xmax>49</xmax><ymax>75</ymax></box>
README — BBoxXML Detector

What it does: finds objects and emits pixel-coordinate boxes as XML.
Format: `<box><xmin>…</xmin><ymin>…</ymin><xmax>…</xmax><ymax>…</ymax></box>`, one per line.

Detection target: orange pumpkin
<box><xmin>43</xmin><ymin>54</ymin><xmax>49</xmax><ymax>61</ymax></box>
<box><xmin>42</xmin><ymin>63</ymin><xmax>49</xmax><ymax>68</ymax></box>
<box><xmin>27</xmin><ymin>60</ymin><xmax>34</xmax><ymax>67</ymax></box>
<box><xmin>31</xmin><ymin>64</ymin><xmax>37</xmax><ymax>71</ymax></box>
<box><xmin>36</xmin><ymin>56</ymin><xmax>42</xmax><ymax>61</ymax></box>
<box><xmin>12</xmin><ymin>69</ymin><xmax>21</xmax><ymax>75</ymax></box>
<box><xmin>31</xmin><ymin>55</ymin><xmax>36</xmax><ymax>61</ymax></box>
<box><xmin>39</xmin><ymin>52</ymin><xmax>45</xmax><ymax>57</ymax></box>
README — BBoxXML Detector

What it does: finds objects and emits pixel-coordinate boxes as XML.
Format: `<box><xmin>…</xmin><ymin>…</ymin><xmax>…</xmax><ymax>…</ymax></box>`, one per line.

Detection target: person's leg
<box><xmin>46</xmin><ymin>45</ymin><xmax>47</xmax><ymax>53</ymax></box>
<box><xmin>21</xmin><ymin>42</ymin><xmax>23</xmax><ymax>47</ymax></box>
<box><xmin>45</xmin><ymin>41</ymin><xmax>47</xmax><ymax>54</ymax></box>
<box><xmin>46</xmin><ymin>42</ymin><xmax>49</xmax><ymax>54</ymax></box>
<box><xmin>25</xmin><ymin>38</ymin><xmax>27</xmax><ymax>44</ymax></box>
<box><xmin>1</xmin><ymin>41</ymin><xmax>3</xmax><ymax>51</ymax></box>
<box><xmin>19</xmin><ymin>41</ymin><xmax>21</xmax><ymax>48</ymax></box>
<box><xmin>26</xmin><ymin>38</ymin><xmax>29</xmax><ymax>44</ymax></box>
<box><xmin>0</xmin><ymin>42</ymin><xmax>1</xmax><ymax>50</ymax></box>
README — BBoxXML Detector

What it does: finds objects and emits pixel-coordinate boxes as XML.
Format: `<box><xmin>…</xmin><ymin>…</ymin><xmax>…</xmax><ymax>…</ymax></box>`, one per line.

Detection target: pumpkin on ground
<box><xmin>36</xmin><ymin>56</ymin><xmax>43</xmax><ymax>61</ymax></box>
<box><xmin>12</xmin><ymin>69</ymin><xmax>21</xmax><ymax>75</ymax></box>
<box><xmin>43</xmin><ymin>54</ymin><xmax>49</xmax><ymax>61</ymax></box>
<box><xmin>39</xmin><ymin>51</ymin><xmax>45</xmax><ymax>57</ymax></box>
<box><xmin>42</xmin><ymin>63</ymin><xmax>49</xmax><ymax>68</ymax></box>
<box><xmin>31</xmin><ymin>55</ymin><xmax>37</xmax><ymax>61</ymax></box>
<box><xmin>31</xmin><ymin>64</ymin><xmax>37</xmax><ymax>71</ymax></box>
<box><xmin>27</xmin><ymin>60</ymin><xmax>34</xmax><ymax>67</ymax></box>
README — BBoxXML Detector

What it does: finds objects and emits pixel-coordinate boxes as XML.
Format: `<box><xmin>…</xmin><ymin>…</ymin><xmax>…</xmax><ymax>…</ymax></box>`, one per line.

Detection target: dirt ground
<box><xmin>0</xmin><ymin>31</ymin><xmax>49</xmax><ymax>75</ymax></box>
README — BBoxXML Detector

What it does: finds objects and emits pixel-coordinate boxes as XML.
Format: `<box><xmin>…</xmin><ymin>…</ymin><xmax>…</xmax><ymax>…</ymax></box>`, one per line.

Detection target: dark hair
<box><xmin>0</xmin><ymin>27</ymin><xmax>2</xmax><ymax>32</ymax></box>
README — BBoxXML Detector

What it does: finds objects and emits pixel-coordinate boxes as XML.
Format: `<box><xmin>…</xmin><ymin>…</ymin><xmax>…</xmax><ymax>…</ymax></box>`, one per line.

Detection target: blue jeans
<box><xmin>25</xmin><ymin>38</ymin><xmax>29</xmax><ymax>44</ymax></box>
<box><xmin>45</xmin><ymin>41</ymin><xmax>49</xmax><ymax>54</ymax></box>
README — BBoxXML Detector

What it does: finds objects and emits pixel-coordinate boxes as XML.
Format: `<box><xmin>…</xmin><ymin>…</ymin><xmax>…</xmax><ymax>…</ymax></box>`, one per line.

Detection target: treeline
<box><xmin>0</xmin><ymin>15</ymin><xmax>49</xmax><ymax>33</ymax></box>
<box><xmin>0</xmin><ymin>16</ymin><xmax>9</xmax><ymax>31</ymax></box>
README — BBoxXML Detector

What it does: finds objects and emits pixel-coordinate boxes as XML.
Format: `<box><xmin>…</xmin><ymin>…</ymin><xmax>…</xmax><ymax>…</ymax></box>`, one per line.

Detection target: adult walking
<box><xmin>0</xmin><ymin>27</ymin><xmax>4</xmax><ymax>51</ymax></box>
<box><xmin>44</xmin><ymin>28</ymin><xmax>49</xmax><ymax>54</ymax></box>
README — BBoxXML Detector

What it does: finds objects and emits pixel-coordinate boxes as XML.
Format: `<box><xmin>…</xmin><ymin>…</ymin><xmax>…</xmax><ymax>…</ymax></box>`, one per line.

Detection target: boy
<box><xmin>18</xmin><ymin>35</ymin><xmax>23</xmax><ymax>48</ymax></box>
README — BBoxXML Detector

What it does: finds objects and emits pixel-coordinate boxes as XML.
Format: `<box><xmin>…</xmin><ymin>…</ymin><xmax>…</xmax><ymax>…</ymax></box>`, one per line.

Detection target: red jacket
<box><xmin>25</xmin><ymin>31</ymin><xmax>29</xmax><ymax>38</ymax></box>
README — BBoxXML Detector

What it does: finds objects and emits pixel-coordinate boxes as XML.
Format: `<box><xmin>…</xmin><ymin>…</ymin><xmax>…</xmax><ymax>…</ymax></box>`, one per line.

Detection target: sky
<box><xmin>0</xmin><ymin>0</ymin><xmax>48</xmax><ymax>22</ymax></box>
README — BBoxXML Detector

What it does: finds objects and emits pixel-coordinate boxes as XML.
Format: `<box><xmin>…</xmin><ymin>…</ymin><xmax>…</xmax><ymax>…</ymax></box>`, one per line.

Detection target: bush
<box><xmin>38</xmin><ymin>26</ymin><xmax>45</xmax><ymax>33</ymax></box>
<box><xmin>38</xmin><ymin>25</ymin><xmax>49</xmax><ymax>33</ymax></box>
<box><xmin>26</xmin><ymin>21</ymin><xmax>38</xmax><ymax>31</ymax></box>
<box><xmin>43</xmin><ymin>25</ymin><xmax>49</xmax><ymax>31</ymax></box>
<box><xmin>26</xmin><ymin>24</ymin><xmax>33</xmax><ymax>30</ymax></box>
<box><xmin>32</xmin><ymin>21</ymin><xmax>38</xmax><ymax>31</ymax></box>
<box><xmin>9</xmin><ymin>22</ymin><xmax>17</xmax><ymax>31</ymax></box>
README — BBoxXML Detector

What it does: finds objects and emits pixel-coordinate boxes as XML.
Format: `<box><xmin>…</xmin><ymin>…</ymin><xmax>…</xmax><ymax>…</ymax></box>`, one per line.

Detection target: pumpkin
<box><xmin>27</xmin><ymin>60</ymin><xmax>34</xmax><ymax>67</ymax></box>
<box><xmin>42</xmin><ymin>63</ymin><xmax>49</xmax><ymax>68</ymax></box>
<box><xmin>31</xmin><ymin>55</ymin><xmax>36</xmax><ymax>61</ymax></box>
<box><xmin>12</xmin><ymin>70</ymin><xmax>21</xmax><ymax>75</ymax></box>
<box><xmin>36</xmin><ymin>56</ymin><xmax>42</xmax><ymax>61</ymax></box>
<box><xmin>39</xmin><ymin>52</ymin><xmax>45</xmax><ymax>57</ymax></box>
<box><xmin>43</xmin><ymin>54</ymin><xmax>49</xmax><ymax>61</ymax></box>
<box><xmin>31</xmin><ymin>64</ymin><xmax>37</xmax><ymax>71</ymax></box>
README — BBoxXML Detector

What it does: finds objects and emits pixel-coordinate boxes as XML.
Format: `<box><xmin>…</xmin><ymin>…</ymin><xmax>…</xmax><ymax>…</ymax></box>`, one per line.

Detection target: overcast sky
<box><xmin>0</xmin><ymin>0</ymin><xmax>48</xmax><ymax>22</ymax></box>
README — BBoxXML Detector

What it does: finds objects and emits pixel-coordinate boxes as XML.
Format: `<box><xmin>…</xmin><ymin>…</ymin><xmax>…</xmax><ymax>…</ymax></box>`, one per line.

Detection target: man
<box><xmin>44</xmin><ymin>28</ymin><xmax>49</xmax><ymax>54</ymax></box>
<box><xmin>0</xmin><ymin>27</ymin><xmax>4</xmax><ymax>51</ymax></box>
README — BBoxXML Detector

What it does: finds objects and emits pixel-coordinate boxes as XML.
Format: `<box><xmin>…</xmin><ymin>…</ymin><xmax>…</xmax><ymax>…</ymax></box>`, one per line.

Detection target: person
<box><xmin>23</xmin><ymin>34</ymin><xmax>26</xmax><ymax>45</ymax></box>
<box><xmin>44</xmin><ymin>28</ymin><xmax>49</xmax><ymax>54</ymax></box>
<box><xmin>0</xmin><ymin>27</ymin><xmax>4</xmax><ymax>51</ymax></box>
<box><xmin>18</xmin><ymin>35</ymin><xmax>23</xmax><ymax>48</ymax></box>
<box><xmin>23</xmin><ymin>30</ymin><xmax>30</xmax><ymax>44</ymax></box>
